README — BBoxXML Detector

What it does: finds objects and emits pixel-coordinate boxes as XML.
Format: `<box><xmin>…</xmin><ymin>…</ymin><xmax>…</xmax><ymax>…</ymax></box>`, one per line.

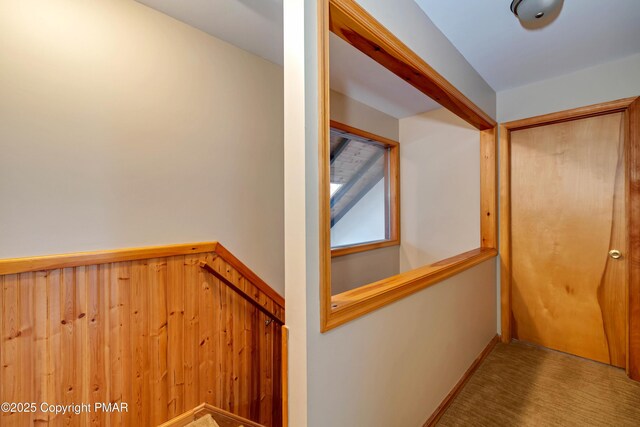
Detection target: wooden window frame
<box><xmin>499</xmin><ymin>97</ymin><xmax>640</xmax><ymax>381</ymax></box>
<box><xmin>329</xmin><ymin>120</ymin><xmax>400</xmax><ymax>258</ymax></box>
<box><xmin>319</xmin><ymin>0</ymin><xmax>498</xmax><ymax>332</ymax></box>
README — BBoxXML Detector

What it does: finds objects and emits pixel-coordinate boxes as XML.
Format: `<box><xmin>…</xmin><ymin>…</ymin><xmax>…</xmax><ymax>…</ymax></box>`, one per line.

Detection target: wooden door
<box><xmin>510</xmin><ymin>112</ymin><xmax>627</xmax><ymax>367</ymax></box>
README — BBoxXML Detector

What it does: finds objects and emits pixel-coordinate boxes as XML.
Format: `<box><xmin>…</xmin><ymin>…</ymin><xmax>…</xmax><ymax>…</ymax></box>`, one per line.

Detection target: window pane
<box><xmin>330</xmin><ymin>128</ymin><xmax>389</xmax><ymax>248</ymax></box>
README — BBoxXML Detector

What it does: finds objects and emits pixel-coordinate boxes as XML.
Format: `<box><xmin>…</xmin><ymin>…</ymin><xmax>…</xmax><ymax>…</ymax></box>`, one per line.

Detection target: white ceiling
<box><xmin>137</xmin><ymin>0</ymin><xmax>284</xmax><ymax>65</ymax></box>
<box><xmin>415</xmin><ymin>0</ymin><xmax>640</xmax><ymax>91</ymax></box>
<box><xmin>330</xmin><ymin>33</ymin><xmax>440</xmax><ymax>119</ymax></box>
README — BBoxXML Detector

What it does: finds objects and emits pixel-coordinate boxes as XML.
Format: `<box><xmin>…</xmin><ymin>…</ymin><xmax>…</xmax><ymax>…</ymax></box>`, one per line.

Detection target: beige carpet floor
<box><xmin>437</xmin><ymin>341</ymin><xmax>640</xmax><ymax>427</ymax></box>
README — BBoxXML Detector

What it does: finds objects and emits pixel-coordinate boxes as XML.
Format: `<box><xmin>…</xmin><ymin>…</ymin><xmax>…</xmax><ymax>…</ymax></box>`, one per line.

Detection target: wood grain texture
<box><xmin>330</xmin><ymin>238</ymin><xmax>400</xmax><ymax>258</ymax></box>
<box><xmin>499</xmin><ymin>125</ymin><xmax>512</xmax><ymax>344</ymax></box>
<box><xmin>212</xmin><ymin>244</ymin><xmax>284</xmax><ymax>309</ymax></box>
<box><xmin>0</xmin><ymin>243</ymin><xmax>218</xmax><ymax>276</ymax></box>
<box><xmin>423</xmin><ymin>335</ymin><xmax>499</xmax><ymax>427</ymax></box>
<box><xmin>500</xmin><ymin>97</ymin><xmax>640</xmax><ymax>378</ymax></box>
<box><xmin>628</xmin><ymin>98</ymin><xmax>640</xmax><ymax>381</ymax></box>
<box><xmin>328</xmin><ymin>0</ymin><xmax>495</xmax><ymax>131</ymax></box>
<box><xmin>319</xmin><ymin>0</ymin><xmax>333</xmax><ymax>333</ymax></box>
<box><xmin>0</xmin><ymin>242</ymin><xmax>283</xmax><ymax>310</ymax></box>
<box><xmin>480</xmin><ymin>127</ymin><xmax>498</xmax><ymax>249</ymax></box>
<box><xmin>200</xmin><ymin>262</ymin><xmax>284</xmax><ymax>325</ymax></box>
<box><xmin>502</xmin><ymin>97</ymin><xmax>638</xmax><ymax>131</ymax></box>
<box><xmin>0</xmin><ymin>248</ymin><xmax>283</xmax><ymax>426</ymax></box>
<box><xmin>510</xmin><ymin>113</ymin><xmax>626</xmax><ymax>366</ymax></box>
<box><xmin>599</xmin><ymin>114</ymin><xmax>628</xmax><ymax>368</ymax></box>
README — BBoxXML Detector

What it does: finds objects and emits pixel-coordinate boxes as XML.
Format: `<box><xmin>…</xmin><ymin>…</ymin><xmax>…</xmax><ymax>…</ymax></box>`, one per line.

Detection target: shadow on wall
<box><xmin>237</xmin><ymin>0</ymin><xmax>282</xmax><ymax>25</ymax></box>
<box><xmin>331</xmin><ymin>245</ymin><xmax>400</xmax><ymax>294</ymax></box>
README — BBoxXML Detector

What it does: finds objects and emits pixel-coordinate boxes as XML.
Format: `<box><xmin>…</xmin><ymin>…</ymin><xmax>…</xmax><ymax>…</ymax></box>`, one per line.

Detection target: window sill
<box><xmin>331</xmin><ymin>239</ymin><xmax>400</xmax><ymax>258</ymax></box>
<box><xmin>323</xmin><ymin>247</ymin><xmax>497</xmax><ymax>331</ymax></box>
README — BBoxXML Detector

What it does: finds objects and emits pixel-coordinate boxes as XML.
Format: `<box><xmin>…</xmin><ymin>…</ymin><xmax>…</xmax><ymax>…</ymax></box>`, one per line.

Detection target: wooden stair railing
<box><xmin>199</xmin><ymin>261</ymin><xmax>284</xmax><ymax>326</ymax></box>
<box><xmin>0</xmin><ymin>242</ymin><xmax>284</xmax><ymax>427</ymax></box>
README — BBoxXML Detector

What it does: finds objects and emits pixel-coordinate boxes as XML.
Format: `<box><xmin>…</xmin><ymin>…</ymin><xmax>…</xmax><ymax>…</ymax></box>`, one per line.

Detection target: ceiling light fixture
<box><xmin>510</xmin><ymin>0</ymin><xmax>562</xmax><ymax>23</ymax></box>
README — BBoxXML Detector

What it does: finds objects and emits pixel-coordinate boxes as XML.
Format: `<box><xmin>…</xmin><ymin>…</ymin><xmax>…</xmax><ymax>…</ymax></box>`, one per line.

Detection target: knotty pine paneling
<box><xmin>0</xmin><ymin>252</ymin><xmax>282</xmax><ymax>427</ymax></box>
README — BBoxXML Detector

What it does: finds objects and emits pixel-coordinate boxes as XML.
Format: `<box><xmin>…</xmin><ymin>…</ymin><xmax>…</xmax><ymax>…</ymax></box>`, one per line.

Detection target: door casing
<box><xmin>499</xmin><ymin>96</ymin><xmax>640</xmax><ymax>381</ymax></box>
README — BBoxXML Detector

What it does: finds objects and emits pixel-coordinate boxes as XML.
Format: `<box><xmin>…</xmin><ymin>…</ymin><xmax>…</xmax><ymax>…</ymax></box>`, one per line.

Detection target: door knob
<box><xmin>609</xmin><ymin>249</ymin><xmax>622</xmax><ymax>259</ymax></box>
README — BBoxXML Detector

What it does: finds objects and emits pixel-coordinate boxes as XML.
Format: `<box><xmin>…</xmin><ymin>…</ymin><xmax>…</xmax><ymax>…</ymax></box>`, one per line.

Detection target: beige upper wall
<box><xmin>399</xmin><ymin>108</ymin><xmax>480</xmax><ymax>271</ymax></box>
<box><xmin>498</xmin><ymin>52</ymin><xmax>640</xmax><ymax>122</ymax></box>
<box><xmin>331</xmin><ymin>245</ymin><xmax>400</xmax><ymax>295</ymax></box>
<box><xmin>0</xmin><ymin>0</ymin><xmax>285</xmax><ymax>293</ymax></box>
<box><xmin>330</xmin><ymin>89</ymin><xmax>399</xmax><ymax>140</ymax></box>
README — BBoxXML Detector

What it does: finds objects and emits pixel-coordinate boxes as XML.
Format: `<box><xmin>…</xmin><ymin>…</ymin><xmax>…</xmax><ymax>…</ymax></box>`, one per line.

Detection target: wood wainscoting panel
<box><xmin>0</xmin><ymin>246</ymin><xmax>283</xmax><ymax>426</ymax></box>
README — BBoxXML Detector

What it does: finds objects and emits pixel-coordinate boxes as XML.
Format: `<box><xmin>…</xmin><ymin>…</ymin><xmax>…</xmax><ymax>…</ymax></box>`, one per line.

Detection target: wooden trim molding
<box><xmin>319</xmin><ymin>0</ymin><xmax>498</xmax><ymax>332</ymax></box>
<box><xmin>0</xmin><ymin>242</ymin><xmax>218</xmax><ymax>275</ymax></box>
<box><xmin>499</xmin><ymin>125</ymin><xmax>512</xmax><ymax>343</ymax></box>
<box><xmin>282</xmin><ymin>325</ymin><xmax>289</xmax><ymax>427</ymax></box>
<box><xmin>499</xmin><ymin>97</ymin><xmax>640</xmax><ymax>381</ymax></box>
<box><xmin>213</xmin><ymin>242</ymin><xmax>285</xmax><ymax>308</ymax></box>
<box><xmin>330</xmin><ymin>119</ymin><xmax>399</xmax><ymax>148</ymax></box>
<box><xmin>331</xmin><ymin>240</ymin><xmax>400</xmax><ymax>258</ymax></box>
<box><xmin>0</xmin><ymin>241</ymin><xmax>285</xmax><ymax>309</ymax></box>
<box><xmin>319</xmin><ymin>0</ymin><xmax>333</xmax><ymax>334</ymax></box>
<box><xmin>423</xmin><ymin>335</ymin><xmax>499</xmax><ymax>426</ymax></box>
<box><xmin>628</xmin><ymin>97</ymin><xmax>640</xmax><ymax>381</ymax></box>
<box><xmin>328</xmin><ymin>0</ymin><xmax>496</xmax><ymax>131</ymax></box>
<box><xmin>480</xmin><ymin>127</ymin><xmax>498</xmax><ymax>249</ymax></box>
<box><xmin>328</xmin><ymin>248</ymin><xmax>497</xmax><ymax>330</ymax></box>
<box><xmin>200</xmin><ymin>261</ymin><xmax>285</xmax><ymax>324</ymax></box>
<box><xmin>501</xmin><ymin>97</ymin><xmax>638</xmax><ymax>130</ymax></box>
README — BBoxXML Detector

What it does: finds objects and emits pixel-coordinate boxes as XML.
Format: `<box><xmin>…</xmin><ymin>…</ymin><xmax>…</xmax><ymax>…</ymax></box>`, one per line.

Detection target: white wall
<box><xmin>310</xmin><ymin>261</ymin><xmax>496</xmax><ymax>426</ymax></box>
<box><xmin>284</xmin><ymin>0</ymin><xmax>499</xmax><ymax>425</ymax></box>
<box><xmin>283</xmin><ymin>0</ymin><xmax>313</xmax><ymax>424</ymax></box>
<box><xmin>0</xmin><ymin>0</ymin><xmax>284</xmax><ymax>293</ymax></box>
<box><xmin>330</xmin><ymin>90</ymin><xmax>399</xmax><ymax>140</ymax></box>
<box><xmin>331</xmin><ymin>178</ymin><xmax>386</xmax><ymax>247</ymax></box>
<box><xmin>331</xmin><ymin>245</ymin><xmax>400</xmax><ymax>295</ymax></box>
<box><xmin>399</xmin><ymin>108</ymin><xmax>480</xmax><ymax>272</ymax></box>
<box><xmin>498</xmin><ymin>53</ymin><xmax>640</xmax><ymax>122</ymax></box>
